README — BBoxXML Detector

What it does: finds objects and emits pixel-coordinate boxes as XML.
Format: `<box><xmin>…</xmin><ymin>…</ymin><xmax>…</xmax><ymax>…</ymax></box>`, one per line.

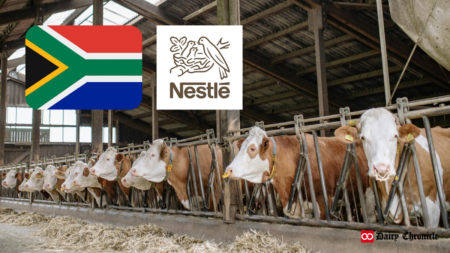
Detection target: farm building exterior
<box><xmin>0</xmin><ymin>0</ymin><xmax>450</xmax><ymax>251</ymax></box>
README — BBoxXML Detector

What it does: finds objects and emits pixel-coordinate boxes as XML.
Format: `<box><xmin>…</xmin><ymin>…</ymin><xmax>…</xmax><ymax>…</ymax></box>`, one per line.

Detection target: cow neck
<box><xmin>163</xmin><ymin>147</ymin><xmax>174</xmax><ymax>181</ymax></box>
<box><xmin>268</xmin><ymin>137</ymin><xmax>277</xmax><ymax>181</ymax></box>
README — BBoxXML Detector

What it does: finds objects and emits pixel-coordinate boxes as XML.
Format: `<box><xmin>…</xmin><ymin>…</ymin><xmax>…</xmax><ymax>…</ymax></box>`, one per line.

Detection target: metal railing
<box><xmin>1</xmin><ymin>96</ymin><xmax>450</xmax><ymax>237</ymax></box>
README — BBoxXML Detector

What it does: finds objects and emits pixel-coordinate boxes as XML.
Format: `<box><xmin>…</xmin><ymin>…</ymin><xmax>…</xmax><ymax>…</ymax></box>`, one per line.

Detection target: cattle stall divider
<box><xmin>222</xmin><ymin>96</ymin><xmax>450</xmax><ymax>237</ymax></box>
<box><xmin>2</xmin><ymin>96</ymin><xmax>450</xmax><ymax>237</ymax></box>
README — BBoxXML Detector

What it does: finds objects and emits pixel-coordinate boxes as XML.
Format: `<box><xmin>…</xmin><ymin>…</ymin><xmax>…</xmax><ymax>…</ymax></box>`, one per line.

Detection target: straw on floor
<box><xmin>0</xmin><ymin>208</ymin><xmax>308</xmax><ymax>253</ymax></box>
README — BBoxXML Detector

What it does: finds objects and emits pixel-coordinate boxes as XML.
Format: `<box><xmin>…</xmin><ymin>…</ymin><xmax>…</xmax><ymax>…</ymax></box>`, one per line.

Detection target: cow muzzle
<box><xmin>43</xmin><ymin>183</ymin><xmax>50</xmax><ymax>189</ymax></box>
<box><xmin>2</xmin><ymin>181</ymin><xmax>8</xmax><ymax>187</ymax></box>
<box><xmin>373</xmin><ymin>164</ymin><xmax>391</xmax><ymax>181</ymax></box>
<box><xmin>89</xmin><ymin>168</ymin><xmax>98</xmax><ymax>176</ymax></box>
<box><xmin>130</xmin><ymin>168</ymin><xmax>140</xmax><ymax>177</ymax></box>
<box><xmin>121</xmin><ymin>178</ymin><xmax>130</xmax><ymax>188</ymax></box>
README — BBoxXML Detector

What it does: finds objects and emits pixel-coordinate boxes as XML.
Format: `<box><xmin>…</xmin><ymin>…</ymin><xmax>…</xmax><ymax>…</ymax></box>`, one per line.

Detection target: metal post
<box><xmin>108</xmin><ymin>110</ymin><xmax>113</xmax><ymax>148</ymax></box>
<box><xmin>312</xmin><ymin>131</ymin><xmax>330</xmax><ymax>221</ymax></box>
<box><xmin>0</xmin><ymin>46</ymin><xmax>7</xmax><ymax>166</ymax></box>
<box><xmin>375</xmin><ymin>0</ymin><xmax>391</xmax><ymax>106</ymax></box>
<box><xmin>31</xmin><ymin>110</ymin><xmax>41</xmax><ymax>163</ymax></box>
<box><xmin>75</xmin><ymin>110</ymin><xmax>80</xmax><ymax>153</ymax></box>
<box><xmin>92</xmin><ymin>0</ymin><xmax>103</xmax><ymax>153</ymax></box>
<box><xmin>410</xmin><ymin>145</ymin><xmax>430</xmax><ymax>228</ymax></box>
<box><xmin>422</xmin><ymin>116</ymin><xmax>449</xmax><ymax>229</ymax></box>
<box><xmin>309</xmin><ymin>6</ymin><xmax>329</xmax><ymax>137</ymax></box>
<box><xmin>217</xmin><ymin>0</ymin><xmax>240</xmax><ymax>223</ymax></box>
<box><xmin>151</xmin><ymin>74</ymin><xmax>158</xmax><ymax>141</ymax></box>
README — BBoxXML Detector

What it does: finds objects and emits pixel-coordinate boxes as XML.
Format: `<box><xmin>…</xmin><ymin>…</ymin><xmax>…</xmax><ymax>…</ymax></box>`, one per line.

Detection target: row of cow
<box><xmin>1</xmin><ymin>108</ymin><xmax>450</xmax><ymax>229</ymax></box>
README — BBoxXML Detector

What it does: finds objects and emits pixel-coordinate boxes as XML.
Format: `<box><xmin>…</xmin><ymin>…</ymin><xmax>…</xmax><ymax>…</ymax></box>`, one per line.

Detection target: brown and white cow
<box><xmin>88</xmin><ymin>147</ymin><xmax>133</xmax><ymax>206</ymax></box>
<box><xmin>121</xmin><ymin>151</ymin><xmax>165</xmax><ymax>207</ymax></box>
<box><xmin>225</xmin><ymin>126</ymin><xmax>375</xmax><ymax>221</ymax></box>
<box><xmin>40</xmin><ymin>165</ymin><xmax>67</xmax><ymax>202</ymax></box>
<box><xmin>130</xmin><ymin>139</ymin><xmax>223</xmax><ymax>211</ymax></box>
<box><xmin>2</xmin><ymin>170</ymin><xmax>24</xmax><ymax>197</ymax></box>
<box><xmin>57</xmin><ymin>164</ymin><xmax>89</xmax><ymax>202</ymax></box>
<box><xmin>336</xmin><ymin>108</ymin><xmax>450</xmax><ymax>227</ymax></box>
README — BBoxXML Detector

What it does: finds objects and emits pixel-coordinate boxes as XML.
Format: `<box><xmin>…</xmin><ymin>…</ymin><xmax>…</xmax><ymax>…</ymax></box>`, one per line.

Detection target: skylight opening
<box><xmin>44</xmin><ymin>9</ymin><xmax>76</xmax><ymax>25</ymax></box>
<box><xmin>8</xmin><ymin>47</ymin><xmax>25</xmax><ymax>60</ymax></box>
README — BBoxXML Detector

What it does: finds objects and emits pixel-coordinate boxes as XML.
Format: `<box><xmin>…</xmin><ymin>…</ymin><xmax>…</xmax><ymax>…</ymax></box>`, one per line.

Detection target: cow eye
<box><xmin>75</xmin><ymin>173</ymin><xmax>78</xmax><ymax>176</ymax></box>
<box><xmin>151</xmin><ymin>154</ymin><xmax>155</xmax><ymax>157</ymax></box>
<box><xmin>394</xmin><ymin>134</ymin><xmax>398</xmax><ymax>139</ymax></box>
<box><xmin>107</xmin><ymin>158</ymin><xmax>110</xmax><ymax>161</ymax></box>
<box><xmin>361</xmin><ymin>136</ymin><xmax>365</xmax><ymax>141</ymax></box>
<box><xmin>250</xmin><ymin>148</ymin><xmax>256</xmax><ymax>152</ymax></box>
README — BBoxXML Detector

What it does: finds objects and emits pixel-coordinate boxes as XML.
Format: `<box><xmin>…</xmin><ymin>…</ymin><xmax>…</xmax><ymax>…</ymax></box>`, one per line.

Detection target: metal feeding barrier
<box><xmin>223</xmin><ymin>96</ymin><xmax>450</xmax><ymax>237</ymax></box>
<box><xmin>1</xmin><ymin>96</ymin><xmax>450</xmax><ymax>237</ymax></box>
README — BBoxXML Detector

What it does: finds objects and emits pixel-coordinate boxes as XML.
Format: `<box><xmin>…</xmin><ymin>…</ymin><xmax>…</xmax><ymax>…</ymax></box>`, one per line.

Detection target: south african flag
<box><xmin>25</xmin><ymin>26</ymin><xmax>142</xmax><ymax>110</ymax></box>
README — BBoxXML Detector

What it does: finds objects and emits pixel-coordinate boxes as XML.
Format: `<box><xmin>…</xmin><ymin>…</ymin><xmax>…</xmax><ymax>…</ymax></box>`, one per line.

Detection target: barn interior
<box><xmin>0</xmin><ymin>0</ymin><xmax>449</xmax><ymax>165</ymax></box>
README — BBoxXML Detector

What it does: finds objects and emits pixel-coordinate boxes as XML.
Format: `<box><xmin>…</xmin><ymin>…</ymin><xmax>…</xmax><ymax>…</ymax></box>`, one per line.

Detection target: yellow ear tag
<box><xmin>407</xmin><ymin>133</ymin><xmax>414</xmax><ymax>142</ymax></box>
<box><xmin>345</xmin><ymin>135</ymin><xmax>354</xmax><ymax>141</ymax></box>
<box><xmin>349</xmin><ymin>120</ymin><xmax>357</xmax><ymax>127</ymax></box>
<box><xmin>222</xmin><ymin>171</ymin><xmax>230</xmax><ymax>178</ymax></box>
<box><xmin>71</xmin><ymin>183</ymin><xmax>75</xmax><ymax>187</ymax></box>
<box><xmin>395</xmin><ymin>176</ymin><xmax>398</xmax><ymax>181</ymax></box>
<box><xmin>61</xmin><ymin>186</ymin><xmax>65</xmax><ymax>191</ymax></box>
<box><xmin>167</xmin><ymin>164</ymin><xmax>172</xmax><ymax>172</ymax></box>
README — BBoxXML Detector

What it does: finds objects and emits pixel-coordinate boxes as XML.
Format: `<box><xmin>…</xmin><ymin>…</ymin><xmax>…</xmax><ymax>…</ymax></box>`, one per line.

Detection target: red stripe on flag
<box><xmin>49</xmin><ymin>26</ymin><xmax>142</xmax><ymax>53</ymax></box>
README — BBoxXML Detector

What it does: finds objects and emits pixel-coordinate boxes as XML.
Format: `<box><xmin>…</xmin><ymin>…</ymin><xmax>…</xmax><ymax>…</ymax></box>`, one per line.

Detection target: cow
<box><xmin>224</xmin><ymin>126</ymin><xmax>375</xmax><ymax>221</ymax></box>
<box><xmin>335</xmin><ymin>108</ymin><xmax>450</xmax><ymax>227</ymax></box>
<box><xmin>130</xmin><ymin>139</ymin><xmax>223</xmax><ymax>211</ymax></box>
<box><xmin>23</xmin><ymin>167</ymin><xmax>45</xmax><ymax>191</ymax></box>
<box><xmin>121</xmin><ymin>151</ymin><xmax>165</xmax><ymax>207</ymax></box>
<box><xmin>88</xmin><ymin>147</ymin><xmax>132</xmax><ymax>206</ymax></box>
<box><xmin>57</xmin><ymin>164</ymin><xmax>90</xmax><ymax>203</ymax></box>
<box><xmin>41</xmin><ymin>165</ymin><xmax>67</xmax><ymax>202</ymax></box>
<box><xmin>2</xmin><ymin>170</ymin><xmax>24</xmax><ymax>197</ymax></box>
<box><xmin>66</xmin><ymin>160</ymin><xmax>111</xmax><ymax>207</ymax></box>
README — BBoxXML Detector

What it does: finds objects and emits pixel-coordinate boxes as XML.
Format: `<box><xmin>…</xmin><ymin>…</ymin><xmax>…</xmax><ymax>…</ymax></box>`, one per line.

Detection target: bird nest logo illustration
<box><xmin>169</xmin><ymin>36</ymin><xmax>231</xmax><ymax>79</ymax></box>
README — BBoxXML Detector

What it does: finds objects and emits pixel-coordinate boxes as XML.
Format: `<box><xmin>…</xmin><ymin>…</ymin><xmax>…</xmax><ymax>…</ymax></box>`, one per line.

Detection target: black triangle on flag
<box><xmin>25</xmin><ymin>46</ymin><xmax>59</xmax><ymax>89</ymax></box>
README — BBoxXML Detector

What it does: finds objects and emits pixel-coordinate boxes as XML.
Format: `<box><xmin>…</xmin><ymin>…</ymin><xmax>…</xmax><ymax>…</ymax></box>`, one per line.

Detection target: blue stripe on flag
<box><xmin>49</xmin><ymin>82</ymin><xmax>142</xmax><ymax>110</ymax></box>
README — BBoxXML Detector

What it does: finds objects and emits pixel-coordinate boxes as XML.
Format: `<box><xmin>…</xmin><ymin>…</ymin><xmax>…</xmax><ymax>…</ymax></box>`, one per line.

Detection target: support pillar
<box><xmin>151</xmin><ymin>74</ymin><xmax>158</xmax><ymax>142</ymax></box>
<box><xmin>108</xmin><ymin>110</ymin><xmax>113</xmax><ymax>148</ymax></box>
<box><xmin>31</xmin><ymin>110</ymin><xmax>41</xmax><ymax>162</ymax></box>
<box><xmin>0</xmin><ymin>46</ymin><xmax>7</xmax><ymax>166</ymax></box>
<box><xmin>91</xmin><ymin>0</ymin><xmax>103</xmax><ymax>152</ymax></box>
<box><xmin>115</xmin><ymin>119</ymin><xmax>120</xmax><ymax>146</ymax></box>
<box><xmin>217</xmin><ymin>0</ymin><xmax>240</xmax><ymax>223</ymax></box>
<box><xmin>75</xmin><ymin>110</ymin><xmax>80</xmax><ymax>153</ymax></box>
<box><xmin>309</xmin><ymin>6</ymin><xmax>329</xmax><ymax>136</ymax></box>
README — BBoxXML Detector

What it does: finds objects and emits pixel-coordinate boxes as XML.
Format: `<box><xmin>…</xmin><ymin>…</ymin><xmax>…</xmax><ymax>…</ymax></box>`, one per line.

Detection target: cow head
<box><xmin>90</xmin><ymin>147</ymin><xmax>124</xmax><ymax>181</ymax></box>
<box><xmin>62</xmin><ymin>165</ymin><xmax>84</xmax><ymax>193</ymax></box>
<box><xmin>43</xmin><ymin>165</ymin><xmax>59</xmax><ymax>191</ymax></box>
<box><xmin>130</xmin><ymin>139</ymin><xmax>171</xmax><ymax>182</ymax></box>
<box><xmin>2</xmin><ymin>170</ymin><xmax>19</xmax><ymax>188</ymax></box>
<box><xmin>54</xmin><ymin>165</ymin><xmax>68</xmax><ymax>179</ymax></box>
<box><xmin>72</xmin><ymin>161</ymin><xmax>100</xmax><ymax>189</ymax></box>
<box><xmin>24</xmin><ymin>167</ymin><xmax>45</xmax><ymax>191</ymax></box>
<box><xmin>335</xmin><ymin>108</ymin><xmax>420</xmax><ymax>181</ymax></box>
<box><xmin>122</xmin><ymin>151</ymin><xmax>152</xmax><ymax>190</ymax></box>
<box><xmin>224</xmin><ymin>127</ymin><xmax>273</xmax><ymax>183</ymax></box>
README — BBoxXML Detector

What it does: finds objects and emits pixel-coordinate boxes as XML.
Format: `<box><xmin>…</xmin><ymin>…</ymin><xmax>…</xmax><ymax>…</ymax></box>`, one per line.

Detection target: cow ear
<box><xmin>55</xmin><ymin>171</ymin><xmax>66</xmax><ymax>179</ymax></box>
<box><xmin>115</xmin><ymin>153</ymin><xmax>124</xmax><ymax>163</ymax></box>
<box><xmin>398</xmin><ymin>123</ymin><xmax>421</xmax><ymax>143</ymax></box>
<box><xmin>236</xmin><ymin>138</ymin><xmax>245</xmax><ymax>150</ymax></box>
<box><xmin>335</xmin><ymin>126</ymin><xmax>358</xmax><ymax>143</ymax></box>
<box><xmin>261</xmin><ymin>137</ymin><xmax>270</xmax><ymax>150</ymax></box>
<box><xmin>35</xmin><ymin>172</ymin><xmax>44</xmax><ymax>179</ymax></box>
<box><xmin>97</xmin><ymin>154</ymin><xmax>101</xmax><ymax>161</ymax></box>
<box><xmin>90</xmin><ymin>159</ymin><xmax>96</xmax><ymax>167</ymax></box>
<box><xmin>24</xmin><ymin>173</ymin><xmax>30</xmax><ymax>180</ymax></box>
<box><xmin>160</xmin><ymin>147</ymin><xmax>169</xmax><ymax>159</ymax></box>
<box><xmin>83</xmin><ymin>167</ymin><xmax>90</xmax><ymax>177</ymax></box>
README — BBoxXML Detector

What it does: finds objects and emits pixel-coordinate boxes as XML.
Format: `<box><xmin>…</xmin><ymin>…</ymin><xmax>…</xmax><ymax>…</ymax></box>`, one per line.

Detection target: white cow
<box><xmin>121</xmin><ymin>151</ymin><xmax>152</xmax><ymax>190</ymax></box>
<box><xmin>23</xmin><ymin>167</ymin><xmax>45</xmax><ymax>192</ymax></box>
<box><xmin>57</xmin><ymin>165</ymin><xmax>89</xmax><ymax>202</ymax></box>
<box><xmin>70</xmin><ymin>160</ymin><xmax>107</xmax><ymax>207</ymax></box>
<box><xmin>335</xmin><ymin>108</ymin><xmax>450</xmax><ymax>227</ymax></box>
<box><xmin>2</xmin><ymin>170</ymin><xmax>20</xmax><ymax>188</ymax></box>
<box><xmin>42</xmin><ymin>165</ymin><xmax>67</xmax><ymax>202</ymax></box>
<box><xmin>89</xmin><ymin>147</ymin><xmax>124</xmax><ymax>181</ymax></box>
